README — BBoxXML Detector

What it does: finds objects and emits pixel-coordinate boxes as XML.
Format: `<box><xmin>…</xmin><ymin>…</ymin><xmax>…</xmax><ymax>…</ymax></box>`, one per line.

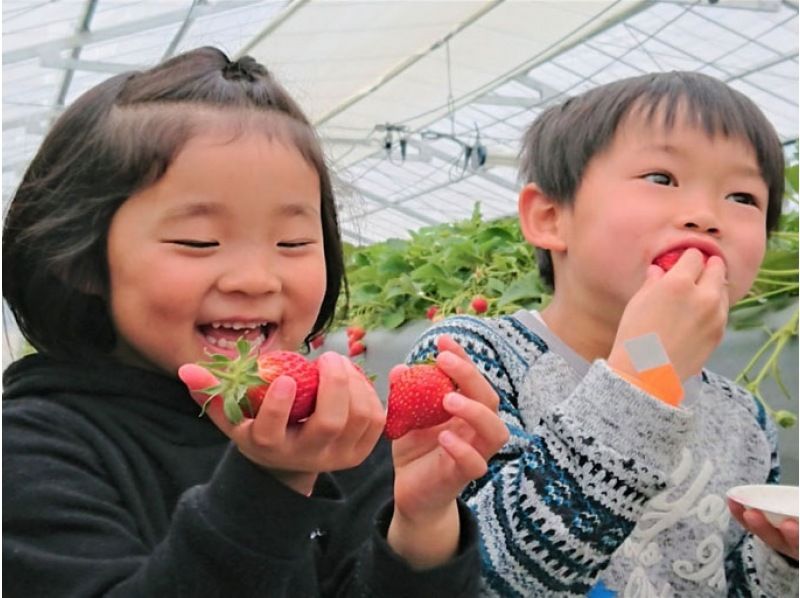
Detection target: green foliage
<box><xmin>336</xmin><ymin>203</ymin><xmax>548</xmax><ymax>329</ymax></box>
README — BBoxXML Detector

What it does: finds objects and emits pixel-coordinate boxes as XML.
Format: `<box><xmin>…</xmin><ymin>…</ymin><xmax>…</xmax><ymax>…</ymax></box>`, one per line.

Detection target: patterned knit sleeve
<box><xmin>724</xmin><ymin>391</ymin><xmax>799</xmax><ymax>598</ymax></box>
<box><xmin>407</xmin><ymin>315</ymin><xmax>694</xmax><ymax>598</ymax></box>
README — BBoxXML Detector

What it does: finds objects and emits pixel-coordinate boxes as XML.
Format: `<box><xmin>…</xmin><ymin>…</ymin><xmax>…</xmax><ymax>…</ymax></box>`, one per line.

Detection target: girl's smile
<box><xmin>106</xmin><ymin>130</ymin><xmax>327</xmax><ymax>374</ymax></box>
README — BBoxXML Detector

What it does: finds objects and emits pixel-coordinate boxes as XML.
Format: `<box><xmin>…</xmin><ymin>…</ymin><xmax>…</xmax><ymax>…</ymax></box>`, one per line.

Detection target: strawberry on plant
<box><xmin>426</xmin><ymin>305</ymin><xmax>439</xmax><ymax>320</ymax></box>
<box><xmin>471</xmin><ymin>296</ymin><xmax>488</xmax><ymax>314</ymax></box>
<box><xmin>191</xmin><ymin>339</ymin><xmax>319</xmax><ymax>425</ymax></box>
<box><xmin>347</xmin><ymin>326</ymin><xmax>366</xmax><ymax>342</ymax></box>
<box><xmin>384</xmin><ymin>364</ymin><xmax>455</xmax><ymax>440</ymax></box>
<box><xmin>653</xmin><ymin>248</ymin><xmax>709</xmax><ymax>271</ymax></box>
<box><xmin>348</xmin><ymin>340</ymin><xmax>366</xmax><ymax>357</ymax></box>
<box><xmin>310</xmin><ymin>334</ymin><xmax>325</xmax><ymax>350</ymax></box>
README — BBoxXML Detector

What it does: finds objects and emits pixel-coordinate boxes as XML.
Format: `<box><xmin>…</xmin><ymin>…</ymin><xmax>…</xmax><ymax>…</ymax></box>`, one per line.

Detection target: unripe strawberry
<box><xmin>471</xmin><ymin>296</ymin><xmax>488</xmax><ymax>314</ymax></box>
<box><xmin>385</xmin><ymin>364</ymin><xmax>455</xmax><ymax>440</ymax></box>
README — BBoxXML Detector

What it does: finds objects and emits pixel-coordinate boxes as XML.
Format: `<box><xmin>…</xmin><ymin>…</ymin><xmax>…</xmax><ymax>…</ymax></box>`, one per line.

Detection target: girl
<box><xmin>2</xmin><ymin>47</ymin><xmax>508</xmax><ymax>597</ymax></box>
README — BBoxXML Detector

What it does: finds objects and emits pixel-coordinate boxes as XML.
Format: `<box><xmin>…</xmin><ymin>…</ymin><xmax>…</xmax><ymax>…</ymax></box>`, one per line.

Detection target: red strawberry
<box><xmin>426</xmin><ymin>305</ymin><xmax>440</xmax><ymax>320</ymax></box>
<box><xmin>194</xmin><ymin>340</ymin><xmax>319</xmax><ymax>425</ymax></box>
<box><xmin>653</xmin><ymin>248</ymin><xmax>709</xmax><ymax>271</ymax></box>
<box><xmin>348</xmin><ymin>340</ymin><xmax>366</xmax><ymax>357</ymax></box>
<box><xmin>310</xmin><ymin>334</ymin><xmax>325</xmax><ymax>350</ymax></box>
<box><xmin>384</xmin><ymin>364</ymin><xmax>455</xmax><ymax>440</ymax></box>
<box><xmin>471</xmin><ymin>296</ymin><xmax>488</xmax><ymax>314</ymax></box>
<box><xmin>347</xmin><ymin>326</ymin><xmax>366</xmax><ymax>342</ymax></box>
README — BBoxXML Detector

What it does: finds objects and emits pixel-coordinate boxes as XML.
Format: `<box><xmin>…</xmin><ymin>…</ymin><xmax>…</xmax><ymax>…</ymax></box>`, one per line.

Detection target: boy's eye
<box><xmin>727</xmin><ymin>192</ymin><xmax>758</xmax><ymax>207</ymax></box>
<box><xmin>642</xmin><ymin>172</ymin><xmax>674</xmax><ymax>186</ymax></box>
<box><xmin>166</xmin><ymin>239</ymin><xmax>219</xmax><ymax>248</ymax></box>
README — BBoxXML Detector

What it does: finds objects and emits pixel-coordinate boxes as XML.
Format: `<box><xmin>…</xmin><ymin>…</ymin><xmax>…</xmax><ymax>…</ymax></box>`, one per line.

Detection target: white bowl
<box><xmin>726</xmin><ymin>484</ymin><xmax>799</xmax><ymax>527</ymax></box>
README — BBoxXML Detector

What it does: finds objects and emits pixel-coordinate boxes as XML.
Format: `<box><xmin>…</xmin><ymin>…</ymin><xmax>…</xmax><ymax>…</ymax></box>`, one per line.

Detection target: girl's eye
<box><xmin>727</xmin><ymin>193</ymin><xmax>758</xmax><ymax>207</ymax></box>
<box><xmin>278</xmin><ymin>241</ymin><xmax>312</xmax><ymax>248</ymax></box>
<box><xmin>643</xmin><ymin>172</ymin><xmax>674</xmax><ymax>186</ymax></box>
<box><xmin>166</xmin><ymin>240</ymin><xmax>219</xmax><ymax>248</ymax></box>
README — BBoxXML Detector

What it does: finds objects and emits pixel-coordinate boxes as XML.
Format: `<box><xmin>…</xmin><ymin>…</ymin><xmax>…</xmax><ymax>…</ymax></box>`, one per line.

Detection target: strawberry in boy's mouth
<box><xmin>652</xmin><ymin>246</ymin><xmax>716</xmax><ymax>272</ymax></box>
<box><xmin>198</xmin><ymin>320</ymin><xmax>275</xmax><ymax>354</ymax></box>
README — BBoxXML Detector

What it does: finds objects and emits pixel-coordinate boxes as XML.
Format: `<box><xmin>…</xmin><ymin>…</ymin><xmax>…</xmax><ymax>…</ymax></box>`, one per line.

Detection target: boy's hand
<box><xmin>180</xmin><ymin>351</ymin><xmax>385</xmax><ymax>495</ymax></box>
<box><xmin>609</xmin><ymin>249</ymin><xmax>729</xmax><ymax>381</ymax></box>
<box><xmin>728</xmin><ymin>499</ymin><xmax>799</xmax><ymax>562</ymax></box>
<box><xmin>387</xmin><ymin>335</ymin><xmax>509</xmax><ymax>569</ymax></box>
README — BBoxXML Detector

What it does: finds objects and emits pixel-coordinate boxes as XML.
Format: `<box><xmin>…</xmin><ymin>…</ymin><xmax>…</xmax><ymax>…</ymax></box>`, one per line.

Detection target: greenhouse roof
<box><xmin>3</xmin><ymin>0</ymin><xmax>798</xmax><ymax>245</ymax></box>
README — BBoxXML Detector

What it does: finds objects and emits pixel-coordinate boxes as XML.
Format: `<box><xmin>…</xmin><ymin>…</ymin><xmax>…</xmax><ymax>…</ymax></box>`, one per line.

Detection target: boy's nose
<box><xmin>683</xmin><ymin>219</ymin><xmax>720</xmax><ymax>235</ymax></box>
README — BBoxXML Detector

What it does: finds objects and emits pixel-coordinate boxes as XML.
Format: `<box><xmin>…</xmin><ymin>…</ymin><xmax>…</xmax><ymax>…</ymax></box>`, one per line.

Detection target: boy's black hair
<box><xmin>519</xmin><ymin>71</ymin><xmax>785</xmax><ymax>289</ymax></box>
<box><xmin>3</xmin><ymin>46</ymin><xmax>346</xmax><ymax>362</ymax></box>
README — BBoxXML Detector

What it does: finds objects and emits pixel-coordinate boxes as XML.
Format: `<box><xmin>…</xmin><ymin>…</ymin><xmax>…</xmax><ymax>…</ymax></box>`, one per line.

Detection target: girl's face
<box><xmin>106</xmin><ymin>132</ymin><xmax>327</xmax><ymax>375</ymax></box>
<box><xmin>551</xmin><ymin>109</ymin><xmax>768</xmax><ymax>319</ymax></box>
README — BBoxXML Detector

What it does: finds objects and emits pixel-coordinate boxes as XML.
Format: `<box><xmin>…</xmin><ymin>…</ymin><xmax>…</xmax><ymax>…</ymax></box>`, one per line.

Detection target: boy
<box><xmin>407</xmin><ymin>72</ymin><xmax>798</xmax><ymax>596</ymax></box>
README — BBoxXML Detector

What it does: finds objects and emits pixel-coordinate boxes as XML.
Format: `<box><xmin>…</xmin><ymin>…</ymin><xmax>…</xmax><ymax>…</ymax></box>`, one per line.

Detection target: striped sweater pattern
<box><xmin>407</xmin><ymin>312</ymin><xmax>797</xmax><ymax>598</ymax></box>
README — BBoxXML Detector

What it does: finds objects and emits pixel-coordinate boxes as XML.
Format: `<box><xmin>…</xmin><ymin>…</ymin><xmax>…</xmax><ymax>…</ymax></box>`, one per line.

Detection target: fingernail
<box><xmin>444</xmin><ymin>393</ymin><xmax>463</xmax><ymax>409</ymax></box>
<box><xmin>439</xmin><ymin>430</ymin><xmax>456</xmax><ymax>446</ymax></box>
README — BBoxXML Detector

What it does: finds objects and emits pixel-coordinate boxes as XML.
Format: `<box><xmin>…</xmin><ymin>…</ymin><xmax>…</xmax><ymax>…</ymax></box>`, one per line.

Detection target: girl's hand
<box><xmin>728</xmin><ymin>499</ymin><xmax>799</xmax><ymax>561</ymax></box>
<box><xmin>609</xmin><ymin>250</ymin><xmax>729</xmax><ymax>381</ymax></box>
<box><xmin>387</xmin><ymin>335</ymin><xmax>509</xmax><ymax>569</ymax></box>
<box><xmin>180</xmin><ymin>351</ymin><xmax>385</xmax><ymax>495</ymax></box>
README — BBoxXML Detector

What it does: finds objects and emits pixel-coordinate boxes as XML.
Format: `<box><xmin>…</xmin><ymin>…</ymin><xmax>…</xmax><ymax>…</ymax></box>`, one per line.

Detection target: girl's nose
<box><xmin>216</xmin><ymin>252</ymin><xmax>282</xmax><ymax>295</ymax></box>
<box><xmin>683</xmin><ymin>219</ymin><xmax>720</xmax><ymax>235</ymax></box>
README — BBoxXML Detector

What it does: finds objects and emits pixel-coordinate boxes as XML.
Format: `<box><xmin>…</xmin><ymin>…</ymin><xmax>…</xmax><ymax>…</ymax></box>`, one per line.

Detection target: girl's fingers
<box><xmin>177</xmin><ymin>363</ymin><xmax>236</xmax><ymax>435</ymax></box>
<box><xmin>248</xmin><ymin>375</ymin><xmax>296</xmax><ymax>446</ymax></box>
<box><xmin>438</xmin><ymin>430</ymin><xmax>489</xmax><ymax>481</ymax></box>
<box><xmin>435</xmin><ymin>349</ymin><xmax>499</xmax><ymax>411</ymax></box>
<box><xmin>305</xmin><ymin>352</ymin><xmax>351</xmax><ymax>442</ymax></box>
<box><xmin>436</xmin><ymin>335</ymin><xmax>470</xmax><ymax>360</ymax></box>
<box><xmin>742</xmin><ymin>509</ymin><xmax>788</xmax><ymax>552</ymax></box>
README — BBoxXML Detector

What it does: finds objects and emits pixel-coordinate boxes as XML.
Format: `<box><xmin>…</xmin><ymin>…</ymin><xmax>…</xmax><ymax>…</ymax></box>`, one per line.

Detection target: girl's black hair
<box><xmin>519</xmin><ymin>71</ymin><xmax>785</xmax><ymax>289</ymax></box>
<box><xmin>3</xmin><ymin>46</ymin><xmax>346</xmax><ymax>362</ymax></box>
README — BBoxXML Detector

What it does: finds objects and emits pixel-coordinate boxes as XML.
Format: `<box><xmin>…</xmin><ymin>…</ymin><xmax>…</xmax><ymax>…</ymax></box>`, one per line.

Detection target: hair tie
<box><xmin>221</xmin><ymin>56</ymin><xmax>267</xmax><ymax>82</ymax></box>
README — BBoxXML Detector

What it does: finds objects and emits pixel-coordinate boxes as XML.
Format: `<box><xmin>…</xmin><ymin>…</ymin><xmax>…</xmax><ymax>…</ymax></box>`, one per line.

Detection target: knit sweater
<box><xmin>2</xmin><ymin>353</ymin><xmax>481</xmax><ymax>598</ymax></box>
<box><xmin>407</xmin><ymin>312</ymin><xmax>798</xmax><ymax>598</ymax></box>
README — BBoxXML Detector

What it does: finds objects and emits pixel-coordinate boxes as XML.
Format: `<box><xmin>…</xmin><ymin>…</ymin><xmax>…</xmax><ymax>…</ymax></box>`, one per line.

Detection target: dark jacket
<box><xmin>3</xmin><ymin>353</ymin><xmax>480</xmax><ymax>597</ymax></box>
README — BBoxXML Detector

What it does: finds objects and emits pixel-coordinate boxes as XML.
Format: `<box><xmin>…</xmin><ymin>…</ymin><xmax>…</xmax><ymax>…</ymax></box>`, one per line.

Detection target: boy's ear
<box><xmin>518</xmin><ymin>183</ymin><xmax>567</xmax><ymax>252</ymax></box>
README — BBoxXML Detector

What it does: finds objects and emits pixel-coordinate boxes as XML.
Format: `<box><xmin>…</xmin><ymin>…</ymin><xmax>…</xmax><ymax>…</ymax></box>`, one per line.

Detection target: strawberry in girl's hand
<box><xmin>653</xmin><ymin>248</ymin><xmax>710</xmax><ymax>271</ymax></box>
<box><xmin>188</xmin><ymin>339</ymin><xmax>319</xmax><ymax>425</ymax></box>
<box><xmin>385</xmin><ymin>364</ymin><xmax>455</xmax><ymax>440</ymax></box>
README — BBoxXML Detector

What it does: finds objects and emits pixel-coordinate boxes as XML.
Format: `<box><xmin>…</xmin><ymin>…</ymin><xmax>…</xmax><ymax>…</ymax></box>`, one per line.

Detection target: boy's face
<box><xmin>553</xmin><ymin>109</ymin><xmax>769</xmax><ymax>316</ymax></box>
<box><xmin>106</xmin><ymin>132</ymin><xmax>327</xmax><ymax>375</ymax></box>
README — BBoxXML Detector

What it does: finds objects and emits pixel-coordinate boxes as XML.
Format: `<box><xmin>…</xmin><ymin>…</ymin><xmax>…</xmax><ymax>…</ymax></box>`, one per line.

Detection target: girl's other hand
<box><xmin>388</xmin><ymin>335</ymin><xmax>509</xmax><ymax>568</ymax></box>
<box><xmin>728</xmin><ymin>499</ymin><xmax>799</xmax><ymax>562</ymax></box>
<box><xmin>179</xmin><ymin>352</ymin><xmax>385</xmax><ymax>495</ymax></box>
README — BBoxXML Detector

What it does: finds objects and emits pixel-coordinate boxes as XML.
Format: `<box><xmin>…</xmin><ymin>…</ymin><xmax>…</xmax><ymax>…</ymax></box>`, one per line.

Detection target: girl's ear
<box><xmin>518</xmin><ymin>183</ymin><xmax>567</xmax><ymax>252</ymax></box>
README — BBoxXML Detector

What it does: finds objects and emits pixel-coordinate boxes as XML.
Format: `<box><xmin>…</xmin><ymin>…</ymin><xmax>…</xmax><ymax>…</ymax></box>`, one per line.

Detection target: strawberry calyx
<box><xmin>197</xmin><ymin>338</ymin><xmax>264</xmax><ymax>425</ymax></box>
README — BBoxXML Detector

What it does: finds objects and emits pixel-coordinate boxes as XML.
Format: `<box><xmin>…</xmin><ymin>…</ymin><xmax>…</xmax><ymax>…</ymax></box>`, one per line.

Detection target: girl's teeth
<box><xmin>204</xmin><ymin>332</ymin><xmax>266</xmax><ymax>350</ymax></box>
